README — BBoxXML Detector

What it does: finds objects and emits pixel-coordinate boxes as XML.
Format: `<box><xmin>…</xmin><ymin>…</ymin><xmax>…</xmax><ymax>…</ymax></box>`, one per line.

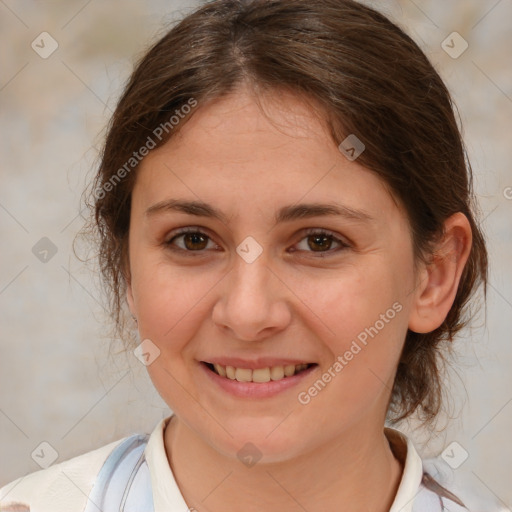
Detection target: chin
<box><xmin>206</xmin><ymin>417</ymin><xmax>306</xmax><ymax>465</ymax></box>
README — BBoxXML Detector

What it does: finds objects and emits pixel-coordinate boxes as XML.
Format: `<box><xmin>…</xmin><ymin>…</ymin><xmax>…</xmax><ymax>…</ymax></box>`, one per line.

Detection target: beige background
<box><xmin>0</xmin><ymin>0</ymin><xmax>511</xmax><ymax>508</ymax></box>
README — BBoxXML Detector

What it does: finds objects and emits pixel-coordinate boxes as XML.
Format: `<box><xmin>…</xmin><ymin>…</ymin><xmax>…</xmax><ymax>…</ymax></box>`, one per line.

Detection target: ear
<box><xmin>408</xmin><ymin>212</ymin><xmax>472</xmax><ymax>334</ymax></box>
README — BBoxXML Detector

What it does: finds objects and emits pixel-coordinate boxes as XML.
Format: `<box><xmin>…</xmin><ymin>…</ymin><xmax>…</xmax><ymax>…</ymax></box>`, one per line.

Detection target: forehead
<box><xmin>132</xmin><ymin>88</ymin><xmax>402</xmax><ymax>228</ymax></box>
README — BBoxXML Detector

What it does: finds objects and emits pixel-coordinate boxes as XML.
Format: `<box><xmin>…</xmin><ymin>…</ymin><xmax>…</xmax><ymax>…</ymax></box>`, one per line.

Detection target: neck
<box><xmin>164</xmin><ymin>415</ymin><xmax>403</xmax><ymax>512</ymax></box>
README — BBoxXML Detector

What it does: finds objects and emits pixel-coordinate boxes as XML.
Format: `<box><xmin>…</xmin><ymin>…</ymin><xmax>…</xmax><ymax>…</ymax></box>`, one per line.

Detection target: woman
<box><xmin>0</xmin><ymin>0</ymin><xmax>497</xmax><ymax>510</ymax></box>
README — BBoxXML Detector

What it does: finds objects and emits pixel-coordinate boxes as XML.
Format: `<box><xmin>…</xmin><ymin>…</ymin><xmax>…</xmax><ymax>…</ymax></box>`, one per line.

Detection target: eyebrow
<box><xmin>145</xmin><ymin>199</ymin><xmax>374</xmax><ymax>225</ymax></box>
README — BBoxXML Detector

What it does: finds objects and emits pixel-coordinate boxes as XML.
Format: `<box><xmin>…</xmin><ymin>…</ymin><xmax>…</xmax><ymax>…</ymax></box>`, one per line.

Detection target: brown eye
<box><xmin>307</xmin><ymin>233</ymin><xmax>334</xmax><ymax>252</ymax></box>
<box><xmin>293</xmin><ymin>229</ymin><xmax>349</xmax><ymax>255</ymax></box>
<box><xmin>182</xmin><ymin>232</ymin><xmax>209</xmax><ymax>250</ymax></box>
<box><xmin>166</xmin><ymin>229</ymin><xmax>216</xmax><ymax>252</ymax></box>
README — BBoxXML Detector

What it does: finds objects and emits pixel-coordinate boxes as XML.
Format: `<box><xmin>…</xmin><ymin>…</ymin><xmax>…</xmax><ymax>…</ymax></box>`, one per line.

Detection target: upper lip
<box><xmin>201</xmin><ymin>357</ymin><xmax>316</xmax><ymax>369</ymax></box>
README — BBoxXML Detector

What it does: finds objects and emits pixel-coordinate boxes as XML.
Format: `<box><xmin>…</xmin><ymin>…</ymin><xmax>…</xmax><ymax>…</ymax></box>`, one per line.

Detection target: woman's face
<box><xmin>127</xmin><ymin>87</ymin><xmax>420</xmax><ymax>461</ymax></box>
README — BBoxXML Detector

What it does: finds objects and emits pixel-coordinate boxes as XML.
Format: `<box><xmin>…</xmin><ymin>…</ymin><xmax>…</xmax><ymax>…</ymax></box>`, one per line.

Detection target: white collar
<box><xmin>145</xmin><ymin>416</ymin><xmax>190</xmax><ymax>511</ymax></box>
<box><xmin>145</xmin><ymin>416</ymin><xmax>425</xmax><ymax>512</ymax></box>
<box><xmin>385</xmin><ymin>427</ymin><xmax>425</xmax><ymax>512</ymax></box>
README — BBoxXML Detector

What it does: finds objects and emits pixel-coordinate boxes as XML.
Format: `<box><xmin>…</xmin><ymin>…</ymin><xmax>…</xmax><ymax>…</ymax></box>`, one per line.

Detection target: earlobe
<box><xmin>408</xmin><ymin>212</ymin><xmax>472</xmax><ymax>334</ymax></box>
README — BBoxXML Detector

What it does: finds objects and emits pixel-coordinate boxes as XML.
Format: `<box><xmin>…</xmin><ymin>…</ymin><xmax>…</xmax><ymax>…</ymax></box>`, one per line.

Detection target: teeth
<box><xmin>252</xmin><ymin>368</ymin><xmax>271</xmax><ymax>383</ymax></box>
<box><xmin>226</xmin><ymin>366</ymin><xmax>236</xmax><ymax>379</ymax></box>
<box><xmin>235</xmin><ymin>368</ymin><xmax>252</xmax><ymax>382</ymax></box>
<box><xmin>269</xmin><ymin>365</ymin><xmax>284</xmax><ymax>381</ymax></box>
<box><xmin>210</xmin><ymin>363</ymin><xmax>311</xmax><ymax>382</ymax></box>
<box><xmin>284</xmin><ymin>364</ymin><xmax>296</xmax><ymax>377</ymax></box>
<box><xmin>214</xmin><ymin>364</ymin><xmax>226</xmax><ymax>377</ymax></box>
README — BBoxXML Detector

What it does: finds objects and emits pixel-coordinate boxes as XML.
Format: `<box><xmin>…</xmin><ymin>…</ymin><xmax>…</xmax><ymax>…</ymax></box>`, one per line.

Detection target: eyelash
<box><xmin>164</xmin><ymin>227</ymin><xmax>350</xmax><ymax>257</ymax></box>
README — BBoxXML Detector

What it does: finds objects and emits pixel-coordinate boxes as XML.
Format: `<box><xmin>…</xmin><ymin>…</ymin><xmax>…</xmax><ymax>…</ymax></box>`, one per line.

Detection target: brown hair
<box><xmin>85</xmin><ymin>0</ymin><xmax>488</xmax><ymax>424</ymax></box>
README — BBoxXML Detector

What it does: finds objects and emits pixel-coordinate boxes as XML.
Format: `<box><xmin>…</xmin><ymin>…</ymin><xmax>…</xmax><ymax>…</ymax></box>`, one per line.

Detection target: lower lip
<box><xmin>199</xmin><ymin>362</ymin><xmax>318</xmax><ymax>399</ymax></box>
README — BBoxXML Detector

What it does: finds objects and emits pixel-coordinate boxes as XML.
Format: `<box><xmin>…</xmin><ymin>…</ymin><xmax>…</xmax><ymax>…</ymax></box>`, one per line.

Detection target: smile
<box><xmin>203</xmin><ymin>362</ymin><xmax>316</xmax><ymax>383</ymax></box>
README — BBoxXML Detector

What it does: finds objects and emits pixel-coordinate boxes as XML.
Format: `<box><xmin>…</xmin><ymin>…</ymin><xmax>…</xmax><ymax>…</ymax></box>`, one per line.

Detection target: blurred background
<box><xmin>0</xmin><ymin>0</ymin><xmax>511</xmax><ymax>507</ymax></box>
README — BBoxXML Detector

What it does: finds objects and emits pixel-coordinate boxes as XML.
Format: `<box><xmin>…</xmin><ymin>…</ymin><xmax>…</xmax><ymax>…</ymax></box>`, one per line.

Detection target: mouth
<box><xmin>201</xmin><ymin>361</ymin><xmax>317</xmax><ymax>383</ymax></box>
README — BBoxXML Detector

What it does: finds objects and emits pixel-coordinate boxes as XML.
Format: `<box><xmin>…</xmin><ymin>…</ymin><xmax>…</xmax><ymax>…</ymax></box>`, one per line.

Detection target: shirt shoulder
<box><xmin>385</xmin><ymin>428</ymin><xmax>506</xmax><ymax>512</ymax></box>
<box><xmin>413</xmin><ymin>473</ymin><xmax>469</xmax><ymax>511</ymax></box>
<box><xmin>420</xmin><ymin>457</ymin><xmax>509</xmax><ymax>512</ymax></box>
<box><xmin>0</xmin><ymin>437</ymin><xmax>127</xmax><ymax>512</ymax></box>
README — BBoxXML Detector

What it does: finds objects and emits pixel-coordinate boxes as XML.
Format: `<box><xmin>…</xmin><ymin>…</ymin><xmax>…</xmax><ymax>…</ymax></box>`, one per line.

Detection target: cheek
<box><xmin>287</xmin><ymin>259</ymin><xmax>410</xmax><ymax>399</ymax></box>
<box><xmin>291</xmin><ymin>260</ymin><xmax>408</xmax><ymax>344</ymax></box>
<box><xmin>131</xmin><ymin>254</ymin><xmax>220</xmax><ymax>345</ymax></box>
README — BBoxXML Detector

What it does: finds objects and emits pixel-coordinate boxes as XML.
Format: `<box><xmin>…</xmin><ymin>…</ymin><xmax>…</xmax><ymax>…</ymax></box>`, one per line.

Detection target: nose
<box><xmin>211</xmin><ymin>253</ymin><xmax>292</xmax><ymax>342</ymax></box>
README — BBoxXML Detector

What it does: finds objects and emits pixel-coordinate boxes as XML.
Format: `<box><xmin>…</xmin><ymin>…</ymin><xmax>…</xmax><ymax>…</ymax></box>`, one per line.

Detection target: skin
<box><xmin>126</xmin><ymin>85</ymin><xmax>472</xmax><ymax>512</ymax></box>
